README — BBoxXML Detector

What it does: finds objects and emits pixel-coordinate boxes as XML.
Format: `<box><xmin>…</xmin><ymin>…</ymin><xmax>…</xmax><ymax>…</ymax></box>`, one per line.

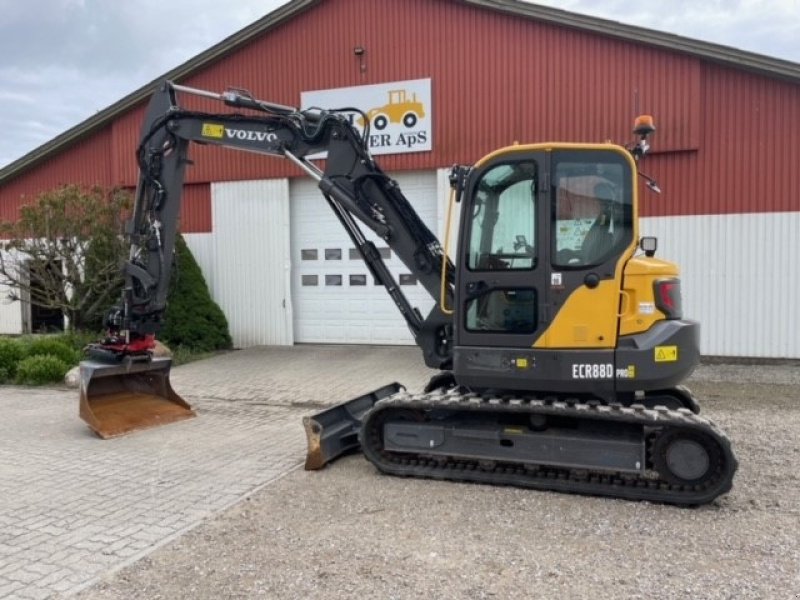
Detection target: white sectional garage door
<box><xmin>290</xmin><ymin>171</ymin><xmax>437</xmax><ymax>344</ymax></box>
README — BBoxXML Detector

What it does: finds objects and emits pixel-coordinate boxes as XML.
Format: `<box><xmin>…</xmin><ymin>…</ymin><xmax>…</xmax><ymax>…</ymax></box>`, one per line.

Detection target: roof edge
<box><xmin>0</xmin><ymin>0</ymin><xmax>320</xmax><ymax>185</ymax></box>
<box><xmin>2</xmin><ymin>0</ymin><xmax>799</xmax><ymax>186</ymax></box>
<box><xmin>467</xmin><ymin>0</ymin><xmax>800</xmax><ymax>81</ymax></box>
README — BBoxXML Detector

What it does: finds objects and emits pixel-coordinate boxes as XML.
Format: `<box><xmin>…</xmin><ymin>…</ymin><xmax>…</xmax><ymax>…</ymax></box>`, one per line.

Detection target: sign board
<box><xmin>301</xmin><ymin>78</ymin><xmax>432</xmax><ymax>156</ymax></box>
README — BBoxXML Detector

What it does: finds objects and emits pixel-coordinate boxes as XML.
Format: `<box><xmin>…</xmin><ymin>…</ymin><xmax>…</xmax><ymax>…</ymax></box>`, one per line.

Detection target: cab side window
<box><xmin>467</xmin><ymin>162</ymin><xmax>537</xmax><ymax>271</ymax></box>
<box><xmin>553</xmin><ymin>164</ymin><xmax>631</xmax><ymax>267</ymax></box>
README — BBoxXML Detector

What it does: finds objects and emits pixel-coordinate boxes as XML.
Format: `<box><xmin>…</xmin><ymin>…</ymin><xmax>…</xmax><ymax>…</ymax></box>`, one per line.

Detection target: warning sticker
<box><xmin>201</xmin><ymin>123</ymin><xmax>225</xmax><ymax>139</ymax></box>
<box><xmin>654</xmin><ymin>345</ymin><xmax>678</xmax><ymax>362</ymax></box>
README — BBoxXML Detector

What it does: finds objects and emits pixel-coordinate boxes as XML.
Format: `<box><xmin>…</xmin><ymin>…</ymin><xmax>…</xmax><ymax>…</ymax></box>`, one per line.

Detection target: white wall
<box><xmin>0</xmin><ymin>250</ymin><xmax>24</xmax><ymax>334</ymax></box>
<box><xmin>640</xmin><ymin>211</ymin><xmax>800</xmax><ymax>358</ymax></box>
<box><xmin>187</xmin><ymin>172</ymin><xmax>798</xmax><ymax>359</ymax></box>
<box><xmin>0</xmin><ymin>282</ymin><xmax>23</xmax><ymax>334</ymax></box>
<box><xmin>209</xmin><ymin>179</ymin><xmax>293</xmax><ymax>348</ymax></box>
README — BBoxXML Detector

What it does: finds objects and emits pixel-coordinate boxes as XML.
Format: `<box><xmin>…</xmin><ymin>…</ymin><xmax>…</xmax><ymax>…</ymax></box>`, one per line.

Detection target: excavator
<box><xmin>79</xmin><ymin>80</ymin><xmax>737</xmax><ymax>505</ymax></box>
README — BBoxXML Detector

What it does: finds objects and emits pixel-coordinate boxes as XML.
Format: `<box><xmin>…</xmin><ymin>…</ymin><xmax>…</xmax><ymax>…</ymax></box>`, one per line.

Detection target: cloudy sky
<box><xmin>1</xmin><ymin>0</ymin><xmax>798</xmax><ymax>169</ymax></box>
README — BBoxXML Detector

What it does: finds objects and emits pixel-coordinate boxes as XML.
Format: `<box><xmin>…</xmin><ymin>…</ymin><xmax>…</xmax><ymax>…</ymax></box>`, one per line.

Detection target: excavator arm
<box><xmin>93</xmin><ymin>81</ymin><xmax>454</xmax><ymax>369</ymax></box>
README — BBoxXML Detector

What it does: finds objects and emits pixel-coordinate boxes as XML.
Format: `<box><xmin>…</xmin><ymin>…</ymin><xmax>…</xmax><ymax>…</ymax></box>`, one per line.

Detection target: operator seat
<box><xmin>580</xmin><ymin>212</ymin><xmax>614</xmax><ymax>263</ymax></box>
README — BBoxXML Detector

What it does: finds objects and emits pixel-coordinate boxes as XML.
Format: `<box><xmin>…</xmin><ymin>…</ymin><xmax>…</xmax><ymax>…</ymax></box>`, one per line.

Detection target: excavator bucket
<box><xmin>79</xmin><ymin>357</ymin><xmax>195</xmax><ymax>439</ymax></box>
<box><xmin>303</xmin><ymin>382</ymin><xmax>403</xmax><ymax>470</ymax></box>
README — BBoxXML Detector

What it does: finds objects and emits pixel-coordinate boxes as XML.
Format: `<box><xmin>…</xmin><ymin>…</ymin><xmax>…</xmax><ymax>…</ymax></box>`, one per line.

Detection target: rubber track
<box><xmin>360</xmin><ymin>389</ymin><xmax>738</xmax><ymax>505</ymax></box>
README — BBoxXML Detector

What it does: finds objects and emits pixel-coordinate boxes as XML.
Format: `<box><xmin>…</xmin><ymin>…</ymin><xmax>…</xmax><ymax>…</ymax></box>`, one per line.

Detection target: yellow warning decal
<box><xmin>201</xmin><ymin>123</ymin><xmax>224</xmax><ymax>139</ymax></box>
<box><xmin>654</xmin><ymin>345</ymin><xmax>678</xmax><ymax>362</ymax></box>
<box><xmin>503</xmin><ymin>427</ymin><xmax>524</xmax><ymax>435</ymax></box>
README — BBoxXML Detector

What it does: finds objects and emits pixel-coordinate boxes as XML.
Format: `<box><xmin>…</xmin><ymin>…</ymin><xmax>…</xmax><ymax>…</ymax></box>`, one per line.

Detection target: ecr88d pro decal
<box><xmin>572</xmin><ymin>363</ymin><xmax>637</xmax><ymax>379</ymax></box>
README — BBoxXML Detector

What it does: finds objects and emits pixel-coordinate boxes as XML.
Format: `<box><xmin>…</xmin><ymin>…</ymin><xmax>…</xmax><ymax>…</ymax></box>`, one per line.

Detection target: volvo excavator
<box><xmin>79</xmin><ymin>80</ymin><xmax>737</xmax><ymax>505</ymax></box>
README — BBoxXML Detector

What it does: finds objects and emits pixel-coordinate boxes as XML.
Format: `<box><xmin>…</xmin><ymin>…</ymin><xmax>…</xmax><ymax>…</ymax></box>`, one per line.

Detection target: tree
<box><xmin>160</xmin><ymin>235</ymin><xmax>232</xmax><ymax>352</ymax></box>
<box><xmin>0</xmin><ymin>185</ymin><xmax>131</xmax><ymax>332</ymax></box>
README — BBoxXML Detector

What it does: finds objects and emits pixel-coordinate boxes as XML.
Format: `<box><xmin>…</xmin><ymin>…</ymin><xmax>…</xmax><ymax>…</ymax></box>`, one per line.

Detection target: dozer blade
<box><xmin>79</xmin><ymin>357</ymin><xmax>195</xmax><ymax>439</ymax></box>
<box><xmin>303</xmin><ymin>382</ymin><xmax>403</xmax><ymax>470</ymax></box>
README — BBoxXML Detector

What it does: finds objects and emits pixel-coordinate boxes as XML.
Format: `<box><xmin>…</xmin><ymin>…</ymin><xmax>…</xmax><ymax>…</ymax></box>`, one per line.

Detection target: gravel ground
<box><xmin>78</xmin><ymin>365</ymin><xmax>800</xmax><ymax>600</ymax></box>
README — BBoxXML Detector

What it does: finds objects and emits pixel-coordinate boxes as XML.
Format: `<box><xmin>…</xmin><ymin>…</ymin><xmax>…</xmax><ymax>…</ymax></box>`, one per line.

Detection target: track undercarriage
<box><xmin>357</xmin><ymin>387</ymin><xmax>737</xmax><ymax>505</ymax></box>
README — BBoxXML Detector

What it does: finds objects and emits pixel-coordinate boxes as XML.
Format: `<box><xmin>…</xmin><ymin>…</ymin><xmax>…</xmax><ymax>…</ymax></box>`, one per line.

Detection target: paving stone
<box><xmin>31</xmin><ymin>568</ymin><xmax>73</xmax><ymax>589</ymax></box>
<box><xmin>0</xmin><ymin>580</ymin><xmax>24</xmax><ymax>598</ymax></box>
<box><xmin>7</xmin><ymin>568</ymin><xmax>42</xmax><ymax>585</ymax></box>
<box><xmin>20</xmin><ymin>562</ymin><xmax>53</xmax><ymax>576</ymax></box>
<box><xmin>15</xmin><ymin>585</ymin><xmax>54</xmax><ymax>600</ymax></box>
<box><xmin>0</xmin><ymin>345</ymin><xmax>431</xmax><ymax>598</ymax></box>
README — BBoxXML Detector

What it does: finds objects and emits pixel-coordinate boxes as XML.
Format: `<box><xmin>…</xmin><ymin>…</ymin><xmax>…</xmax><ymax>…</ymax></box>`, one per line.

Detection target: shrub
<box><xmin>0</xmin><ymin>338</ymin><xmax>26</xmax><ymax>380</ymax></box>
<box><xmin>25</xmin><ymin>337</ymin><xmax>81</xmax><ymax>367</ymax></box>
<box><xmin>160</xmin><ymin>235</ymin><xmax>232</xmax><ymax>353</ymax></box>
<box><xmin>57</xmin><ymin>330</ymin><xmax>102</xmax><ymax>353</ymax></box>
<box><xmin>15</xmin><ymin>355</ymin><xmax>70</xmax><ymax>385</ymax></box>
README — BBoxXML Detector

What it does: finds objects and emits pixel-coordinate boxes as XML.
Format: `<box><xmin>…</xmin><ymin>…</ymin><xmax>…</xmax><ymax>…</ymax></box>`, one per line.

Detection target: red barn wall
<box><xmin>2</xmin><ymin>0</ymin><xmax>799</xmax><ymax>232</ymax></box>
<box><xmin>0</xmin><ymin>128</ymin><xmax>113</xmax><ymax>222</ymax></box>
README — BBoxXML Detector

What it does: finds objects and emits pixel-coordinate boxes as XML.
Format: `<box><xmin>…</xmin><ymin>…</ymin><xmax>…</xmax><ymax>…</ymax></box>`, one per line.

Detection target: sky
<box><xmin>1</xmin><ymin>0</ymin><xmax>798</xmax><ymax>169</ymax></box>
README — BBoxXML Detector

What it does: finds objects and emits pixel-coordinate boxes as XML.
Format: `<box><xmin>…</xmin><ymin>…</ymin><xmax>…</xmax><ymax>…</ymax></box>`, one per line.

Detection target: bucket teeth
<box><xmin>79</xmin><ymin>357</ymin><xmax>195</xmax><ymax>439</ymax></box>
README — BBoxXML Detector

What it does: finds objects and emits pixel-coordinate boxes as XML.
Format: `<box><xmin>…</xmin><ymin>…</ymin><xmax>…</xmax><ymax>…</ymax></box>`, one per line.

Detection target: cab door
<box><xmin>455</xmin><ymin>153</ymin><xmax>549</xmax><ymax>350</ymax></box>
<box><xmin>537</xmin><ymin>149</ymin><xmax>636</xmax><ymax>350</ymax></box>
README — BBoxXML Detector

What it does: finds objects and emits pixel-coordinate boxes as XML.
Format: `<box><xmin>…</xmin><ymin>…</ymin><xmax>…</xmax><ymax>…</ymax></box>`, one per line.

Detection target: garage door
<box><xmin>290</xmin><ymin>171</ymin><xmax>437</xmax><ymax>344</ymax></box>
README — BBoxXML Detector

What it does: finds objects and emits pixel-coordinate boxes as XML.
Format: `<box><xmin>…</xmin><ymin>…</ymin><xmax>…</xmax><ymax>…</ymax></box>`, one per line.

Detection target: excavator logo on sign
<box><xmin>301</xmin><ymin>78</ymin><xmax>432</xmax><ymax>156</ymax></box>
<box><xmin>357</xmin><ymin>90</ymin><xmax>426</xmax><ymax>131</ymax></box>
<box><xmin>654</xmin><ymin>345</ymin><xmax>678</xmax><ymax>362</ymax></box>
<box><xmin>355</xmin><ymin>89</ymin><xmax>428</xmax><ymax>151</ymax></box>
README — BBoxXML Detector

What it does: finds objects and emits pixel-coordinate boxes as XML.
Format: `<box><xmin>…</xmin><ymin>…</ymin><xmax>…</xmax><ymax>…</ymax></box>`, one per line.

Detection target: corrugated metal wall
<box><xmin>0</xmin><ymin>128</ymin><xmax>114</xmax><ymax>222</ymax></box>
<box><xmin>641</xmin><ymin>212</ymin><xmax>800</xmax><ymax>358</ymax></box>
<box><xmin>138</xmin><ymin>0</ymin><xmax>705</xmax><ymax>180</ymax></box>
<box><xmin>3</xmin><ymin>0</ymin><xmax>798</xmax><ymax>224</ymax></box>
<box><xmin>209</xmin><ymin>179</ymin><xmax>292</xmax><ymax>347</ymax></box>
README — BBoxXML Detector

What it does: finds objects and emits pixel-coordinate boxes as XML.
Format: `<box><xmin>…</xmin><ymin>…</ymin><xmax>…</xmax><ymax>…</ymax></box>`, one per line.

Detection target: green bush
<box><xmin>25</xmin><ymin>337</ymin><xmax>81</xmax><ymax>366</ymax></box>
<box><xmin>15</xmin><ymin>355</ymin><xmax>70</xmax><ymax>385</ymax></box>
<box><xmin>0</xmin><ymin>338</ymin><xmax>26</xmax><ymax>381</ymax></box>
<box><xmin>161</xmin><ymin>235</ymin><xmax>232</xmax><ymax>353</ymax></box>
<box><xmin>55</xmin><ymin>330</ymin><xmax>101</xmax><ymax>353</ymax></box>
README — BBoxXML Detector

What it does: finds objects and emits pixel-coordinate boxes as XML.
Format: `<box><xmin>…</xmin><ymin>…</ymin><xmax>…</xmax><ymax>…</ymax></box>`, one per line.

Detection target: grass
<box><xmin>170</xmin><ymin>345</ymin><xmax>219</xmax><ymax>366</ymax></box>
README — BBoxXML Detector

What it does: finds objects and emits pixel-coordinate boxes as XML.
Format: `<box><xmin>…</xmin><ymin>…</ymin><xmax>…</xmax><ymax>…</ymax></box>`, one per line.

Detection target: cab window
<box><xmin>552</xmin><ymin>155</ymin><xmax>632</xmax><ymax>268</ymax></box>
<box><xmin>467</xmin><ymin>162</ymin><xmax>537</xmax><ymax>271</ymax></box>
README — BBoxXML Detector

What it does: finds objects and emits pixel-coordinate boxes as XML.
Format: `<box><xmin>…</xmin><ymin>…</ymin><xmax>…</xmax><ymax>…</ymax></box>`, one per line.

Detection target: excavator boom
<box><xmin>81</xmin><ymin>80</ymin><xmax>453</xmax><ymax>438</ymax></box>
